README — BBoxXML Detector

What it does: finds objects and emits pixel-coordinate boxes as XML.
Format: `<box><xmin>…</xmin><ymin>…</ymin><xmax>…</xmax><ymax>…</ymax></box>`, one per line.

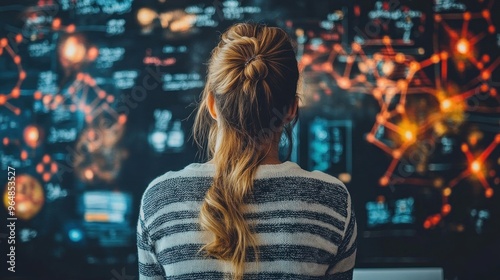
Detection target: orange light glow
<box><xmin>0</xmin><ymin>94</ymin><xmax>6</xmax><ymax>105</ymax></box>
<box><xmin>36</xmin><ymin>163</ymin><xmax>43</xmax><ymax>173</ymax></box>
<box><xmin>52</xmin><ymin>18</ymin><xmax>61</xmax><ymax>29</ymax></box>
<box><xmin>379</xmin><ymin>176</ymin><xmax>389</xmax><ymax>186</ymax></box>
<box><xmin>442</xmin><ymin>204</ymin><xmax>452</xmax><ymax>215</ymax></box>
<box><xmin>23</xmin><ymin>126</ymin><xmax>40</xmax><ymax>148</ymax></box>
<box><xmin>456</xmin><ymin>38</ymin><xmax>470</xmax><ymax>55</ymax></box>
<box><xmin>42</xmin><ymin>154</ymin><xmax>50</xmax><ymax>164</ymax></box>
<box><xmin>443</xmin><ymin>188</ymin><xmax>452</xmax><ymax>197</ymax></box>
<box><xmin>485</xmin><ymin>188</ymin><xmax>494</xmax><ymax>198</ymax></box>
<box><xmin>84</xmin><ymin>169</ymin><xmax>94</xmax><ymax>180</ymax></box>
<box><xmin>87</xmin><ymin>47</ymin><xmax>99</xmax><ymax>61</ymax></box>
<box><xmin>118</xmin><ymin>115</ymin><xmax>127</xmax><ymax>125</ymax></box>
<box><xmin>471</xmin><ymin>160</ymin><xmax>481</xmax><ymax>173</ymax></box>
<box><xmin>42</xmin><ymin>172</ymin><xmax>51</xmax><ymax>182</ymax></box>
<box><xmin>66</xmin><ymin>24</ymin><xmax>75</xmax><ymax>33</ymax></box>
<box><xmin>61</xmin><ymin>36</ymin><xmax>86</xmax><ymax>64</ymax></box>
<box><xmin>440</xmin><ymin>99</ymin><xmax>452</xmax><ymax>111</ymax></box>
<box><xmin>137</xmin><ymin>8</ymin><xmax>157</xmax><ymax>26</ymax></box>
<box><xmin>34</xmin><ymin>91</ymin><xmax>42</xmax><ymax>100</ymax></box>
<box><xmin>404</xmin><ymin>130</ymin><xmax>414</xmax><ymax>141</ymax></box>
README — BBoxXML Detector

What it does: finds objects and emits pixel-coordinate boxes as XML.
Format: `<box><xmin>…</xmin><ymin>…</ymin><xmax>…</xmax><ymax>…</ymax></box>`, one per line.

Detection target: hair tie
<box><xmin>245</xmin><ymin>55</ymin><xmax>257</xmax><ymax>66</ymax></box>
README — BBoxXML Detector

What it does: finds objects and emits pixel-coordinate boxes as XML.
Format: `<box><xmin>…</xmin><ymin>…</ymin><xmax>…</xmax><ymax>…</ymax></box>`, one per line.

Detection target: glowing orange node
<box><xmin>2</xmin><ymin>137</ymin><xmax>8</xmax><ymax>145</ymax></box>
<box><xmin>404</xmin><ymin>130</ymin><xmax>414</xmax><ymax>142</ymax></box>
<box><xmin>495</xmin><ymin>134</ymin><xmax>500</xmax><ymax>143</ymax></box>
<box><xmin>85</xmin><ymin>115</ymin><xmax>93</xmax><ymax>123</ymax></box>
<box><xmin>431</xmin><ymin>215</ymin><xmax>441</xmax><ymax>225</ymax></box>
<box><xmin>471</xmin><ymin>160</ymin><xmax>481</xmax><ymax>173</ymax></box>
<box><xmin>477</xmin><ymin>62</ymin><xmax>484</xmax><ymax>70</ymax></box>
<box><xmin>351</xmin><ymin>43</ymin><xmax>361</xmax><ymax>52</ymax></box>
<box><xmin>106</xmin><ymin>95</ymin><xmax>115</xmax><ymax>103</ymax></box>
<box><xmin>118</xmin><ymin>115</ymin><xmax>127</xmax><ymax>125</ymax></box>
<box><xmin>443</xmin><ymin>188</ymin><xmax>452</xmax><ymax>197</ymax></box>
<box><xmin>431</xmin><ymin>54</ymin><xmax>440</xmax><ymax>63</ymax></box>
<box><xmin>423</xmin><ymin>220</ymin><xmax>431</xmax><ymax>229</ymax></box>
<box><xmin>66</xmin><ymin>24</ymin><xmax>76</xmax><ymax>33</ymax></box>
<box><xmin>485</xmin><ymin>188</ymin><xmax>494</xmax><ymax>198</ymax></box>
<box><xmin>50</xmin><ymin>162</ymin><xmax>58</xmax><ymax>173</ymax></box>
<box><xmin>395</xmin><ymin>53</ymin><xmax>405</xmax><ymax>63</ymax></box>
<box><xmin>337</xmin><ymin>77</ymin><xmax>351</xmax><ymax>90</ymax></box>
<box><xmin>392</xmin><ymin>149</ymin><xmax>402</xmax><ymax>159</ymax></box>
<box><xmin>0</xmin><ymin>94</ymin><xmax>6</xmax><ymax>105</ymax></box>
<box><xmin>0</xmin><ymin>38</ymin><xmax>7</xmax><ymax>47</ymax></box>
<box><xmin>490</xmin><ymin>88</ymin><xmax>497</xmax><ymax>96</ymax></box>
<box><xmin>482</xmin><ymin>54</ymin><xmax>490</xmax><ymax>63</ymax></box>
<box><xmin>19</xmin><ymin>71</ymin><xmax>26</xmax><ymax>81</ymax></box>
<box><xmin>440</xmin><ymin>51</ymin><xmax>449</xmax><ymax>60</ymax></box>
<box><xmin>440</xmin><ymin>99</ymin><xmax>452</xmax><ymax>111</ymax></box>
<box><xmin>488</xmin><ymin>25</ymin><xmax>496</xmax><ymax>34</ymax></box>
<box><xmin>52</xmin><ymin>18</ymin><xmax>61</xmax><ymax>29</ymax></box>
<box><xmin>379</xmin><ymin>176</ymin><xmax>389</xmax><ymax>186</ymax></box>
<box><xmin>98</xmin><ymin>90</ymin><xmax>106</xmax><ymax>99</ymax></box>
<box><xmin>42</xmin><ymin>154</ymin><xmax>50</xmax><ymax>164</ymax></box>
<box><xmin>54</xmin><ymin>95</ymin><xmax>63</xmax><ymax>104</ymax></box>
<box><xmin>15</xmin><ymin>34</ymin><xmax>22</xmax><ymax>44</ymax></box>
<box><xmin>442</xmin><ymin>204</ymin><xmax>452</xmax><ymax>215</ymax></box>
<box><xmin>42</xmin><ymin>173</ymin><xmax>51</xmax><ymax>182</ymax></box>
<box><xmin>460</xmin><ymin>143</ymin><xmax>469</xmax><ymax>153</ymax></box>
<box><xmin>482</xmin><ymin>10</ymin><xmax>490</xmax><ymax>19</ymax></box>
<box><xmin>464</xmin><ymin>12</ymin><xmax>471</xmax><ymax>20</ymax></box>
<box><xmin>382</xmin><ymin>36</ymin><xmax>391</xmax><ymax>45</ymax></box>
<box><xmin>36</xmin><ymin>163</ymin><xmax>43</xmax><ymax>173</ymax></box>
<box><xmin>24</xmin><ymin>126</ymin><xmax>40</xmax><ymax>148</ymax></box>
<box><xmin>434</xmin><ymin>14</ymin><xmax>442</xmax><ymax>22</ymax></box>
<box><xmin>481</xmin><ymin>71</ymin><xmax>491</xmax><ymax>80</ymax></box>
<box><xmin>480</xmin><ymin>84</ymin><xmax>489</xmax><ymax>92</ymax></box>
<box><xmin>20</xmin><ymin>150</ymin><xmax>28</xmax><ymax>160</ymax></box>
<box><xmin>62</xmin><ymin>36</ymin><xmax>85</xmax><ymax>63</ymax></box>
<box><xmin>87</xmin><ymin>47</ymin><xmax>99</xmax><ymax>61</ymax></box>
<box><xmin>409</xmin><ymin>61</ymin><xmax>420</xmax><ymax>71</ymax></box>
<box><xmin>456</xmin><ymin>38</ymin><xmax>470</xmax><ymax>55</ymax></box>
<box><xmin>84</xmin><ymin>169</ymin><xmax>94</xmax><ymax>180</ymax></box>
<box><xmin>11</xmin><ymin>88</ymin><xmax>20</xmax><ymax>98</ymax></box>
<box><xmin>42</xmin><ymin>94</ymin><xmax>51</xmax><ymax>105</ymax></box>
<box><xmin>366</xmin><ymin>134</ymin><xmax>375</xmax><ymax>143</ymax></box>
<box><xmin>33</xmin><ymin>91</ymin><xmax>42</xmax><ymax>100</ymax></box>
<box><xmin>14</xmin><ymin>108</ymin><xmax>20</xmax><ymax>115</ymax></box>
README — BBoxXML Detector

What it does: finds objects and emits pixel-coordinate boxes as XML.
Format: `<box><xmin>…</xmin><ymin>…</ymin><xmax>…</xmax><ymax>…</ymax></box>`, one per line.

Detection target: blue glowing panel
<box><xmin>308</xmin><ymin>118</ymin><xmax>352</xmax><ymax>177</ymax></box>
<box><xmin>80</xmin><ymin>191</ymin><xmax>132</xmax><ymax>224</ymax></box>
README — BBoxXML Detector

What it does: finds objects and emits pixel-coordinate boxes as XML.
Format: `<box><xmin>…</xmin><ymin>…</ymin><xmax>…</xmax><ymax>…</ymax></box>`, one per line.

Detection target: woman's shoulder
<box><xmin>257</xmin><ymin>161</ymin><xmax>349</xmax><ymax>193</ymax></box>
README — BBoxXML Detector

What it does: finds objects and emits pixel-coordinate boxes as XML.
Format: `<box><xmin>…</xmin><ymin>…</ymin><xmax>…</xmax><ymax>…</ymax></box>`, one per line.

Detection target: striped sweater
<box><xmin>137</xmin><ymin>161</ymin><xmax>357</xmax><ymax>279</ymax></box>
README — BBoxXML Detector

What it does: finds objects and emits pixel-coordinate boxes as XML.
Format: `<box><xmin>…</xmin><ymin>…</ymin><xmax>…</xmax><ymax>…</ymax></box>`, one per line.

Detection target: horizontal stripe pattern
<box><xmin>138</xmin><ymin>161</ymin><xmax>356</xmax><ymax>279</ymax></box>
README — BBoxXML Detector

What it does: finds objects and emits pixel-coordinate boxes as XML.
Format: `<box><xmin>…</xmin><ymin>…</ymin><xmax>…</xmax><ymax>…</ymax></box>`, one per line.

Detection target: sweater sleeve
<box><xmin>137</xmin><ymin>194</ymin><xmax>166</xmax><ymax>280</ymax></box>
<box><xmin>325</xmin><ymin>194</ymin><xmax>358</xmax><ymax>280</ymax></box>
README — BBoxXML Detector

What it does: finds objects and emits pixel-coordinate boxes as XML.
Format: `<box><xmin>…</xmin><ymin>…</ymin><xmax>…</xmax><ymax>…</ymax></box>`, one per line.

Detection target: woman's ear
<box><xmin>207</xmin><ymin>92</ymin><xmax>217</xmax><ymax>120</ymax></box>
<box><xmin>284</xmin><ymin>96</ymin><xmax>299</xmax><ymax>123</ymax></box>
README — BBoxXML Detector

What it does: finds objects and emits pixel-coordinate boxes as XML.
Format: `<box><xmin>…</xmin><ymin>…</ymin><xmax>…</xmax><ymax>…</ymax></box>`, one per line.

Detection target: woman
<box><xmin>138</xmin><ymin>23</ymin><xmax>357</xmax><ymax>280</ymax></box>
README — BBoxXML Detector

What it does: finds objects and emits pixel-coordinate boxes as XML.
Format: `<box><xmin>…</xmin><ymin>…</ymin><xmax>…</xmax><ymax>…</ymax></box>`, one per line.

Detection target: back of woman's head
<box><xmin>193</xmin><ymin>23</ymin><xmax>299</xmax><ymax>280</ymax></box>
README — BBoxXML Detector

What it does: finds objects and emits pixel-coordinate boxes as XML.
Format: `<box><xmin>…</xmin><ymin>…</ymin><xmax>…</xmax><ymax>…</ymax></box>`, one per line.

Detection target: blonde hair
<box><xmin>193</xmin><ymin>23</ymin><xmax>299</xmax><ymax>279</ymax></box>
